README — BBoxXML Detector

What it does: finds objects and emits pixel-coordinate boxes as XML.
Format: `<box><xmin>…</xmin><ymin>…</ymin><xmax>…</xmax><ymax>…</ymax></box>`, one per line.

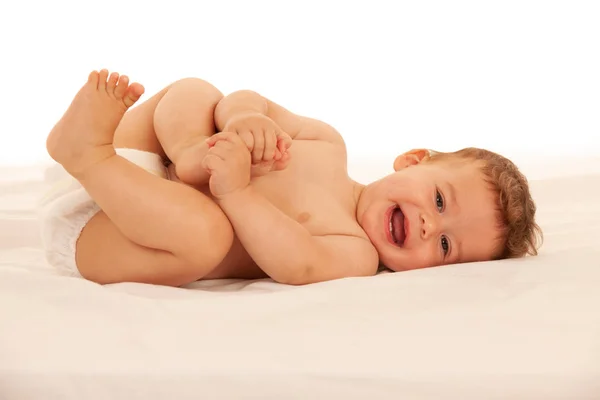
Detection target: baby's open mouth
<box><xmin>388</xmin><ymin>206</ymin><xmax>406</xmax><ymax>246</ymax></box>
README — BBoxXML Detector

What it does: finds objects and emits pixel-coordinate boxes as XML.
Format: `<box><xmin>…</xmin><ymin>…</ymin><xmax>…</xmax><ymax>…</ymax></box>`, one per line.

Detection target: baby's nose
<box><xmin>421</xmin><ymin>214</ymin><xmax>440</xmax><ymax>239</ymax></box>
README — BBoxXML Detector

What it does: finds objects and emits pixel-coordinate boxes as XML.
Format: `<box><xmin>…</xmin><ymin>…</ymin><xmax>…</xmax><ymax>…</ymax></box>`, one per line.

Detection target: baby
<box><xmin>40</xmin><ymin>70</ymin><xmax>542</xmax><ymax>286</ymax></box>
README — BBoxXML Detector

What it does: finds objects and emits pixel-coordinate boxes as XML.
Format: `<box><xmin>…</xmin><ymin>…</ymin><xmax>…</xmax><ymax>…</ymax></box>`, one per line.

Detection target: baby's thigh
<box><xmin>77</xmin><ymin>211</ymin><xmax>224</xmax><ymax>286</ymax></box>
<box><xmin>113</xmin><ymin>86</ymin><xmax>171</xmax><ymax>158</ymax></box>
<box><xmin>113</xmin><ymin>77</ymin><xmax>224</xmax><ymax>160</ymax></box>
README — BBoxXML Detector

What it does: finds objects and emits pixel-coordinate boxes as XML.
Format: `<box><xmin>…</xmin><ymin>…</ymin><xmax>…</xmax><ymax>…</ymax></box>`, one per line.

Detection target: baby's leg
<box><xmin>114</xmin><ymin>77</ymin><xmax>223</xmax><ymax>186</ymax></box>
<box><xmin>155</xmin><ymin>78</ymin><xmax>224</xmax><ymax>185</ymax></box>
<box><xmin>46</xmin><ymin>70</ymin><xmax>233</xmax><ymax>286</ymax></box>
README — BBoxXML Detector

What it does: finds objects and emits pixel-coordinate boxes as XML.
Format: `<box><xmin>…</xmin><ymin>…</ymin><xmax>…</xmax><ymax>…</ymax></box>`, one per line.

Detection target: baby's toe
<box><xmin>114</xmin><ymin>75</ymin><xmax>129</xmax><ymax>98</ymax></box>
<box><xmin>107</xmin><ymin>72</ymin><xmax>119</xmax><ymax>93</ymax></box>
<box><xmin>123</xmin><ymin>83</ymin><xmax>145</xmax><ymax>108</ymax></box>
<box><xmin>87</xmin><ymin>70</ymin><xmax>99</xmax><ymax>88</ymax></box>
<box><xmin>98</xmin><ymin>69</ymin><xmax>109</xmax><ymax>90</ymax></box>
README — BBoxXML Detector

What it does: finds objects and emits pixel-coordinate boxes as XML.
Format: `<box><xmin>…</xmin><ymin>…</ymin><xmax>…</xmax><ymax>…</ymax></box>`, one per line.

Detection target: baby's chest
<box><xmin>254</xmin><ymin>176</ymin><xmax>343</xmax><ymax>232</ymax></box>
<box><xmin>252</xmin><ymin>152</ymin><xmax>354</xmax><ymax>234</ymax></box>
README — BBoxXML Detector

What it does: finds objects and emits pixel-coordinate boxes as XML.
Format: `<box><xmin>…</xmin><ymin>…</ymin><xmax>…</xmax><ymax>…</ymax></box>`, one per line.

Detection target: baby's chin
<box><xmin>383</xmin><ymin>263</ymin><xmax>409</xmax><ymax>273</ymax></box>
<box><xmin>376</xmin><ymin>253</ymin><xmax>406</xmax><ymax>272</ymax></box>
<box><xmin>379</xmin><ymin>254</ymin><xmax>432</xmax><ymax>273</ymax></box>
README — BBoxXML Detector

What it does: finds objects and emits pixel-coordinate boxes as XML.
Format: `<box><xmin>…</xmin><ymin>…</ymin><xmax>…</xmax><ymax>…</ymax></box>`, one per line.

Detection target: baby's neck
<box><xmin>351</xmin><ymin>180</ymin><xmax>366</xmax><ymax>222</ymax></box>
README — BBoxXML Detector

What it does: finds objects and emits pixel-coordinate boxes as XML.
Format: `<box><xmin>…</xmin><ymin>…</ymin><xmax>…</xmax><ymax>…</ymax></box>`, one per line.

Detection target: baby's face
<box><xmin>357</xmin><ymin>159</ymin><xmax>501</xmax><ymax>271</ymax></box>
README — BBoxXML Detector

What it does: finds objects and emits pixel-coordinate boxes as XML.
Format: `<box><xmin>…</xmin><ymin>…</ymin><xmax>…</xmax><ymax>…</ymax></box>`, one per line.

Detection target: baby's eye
<box><xmin>435</xmin><ymin>189</ymin><xmax>445</xmax><ymax>212</ymax></box>
<box><xmin>441</xmin><ymin>235</ymin><xmax>450</xmax><ymax>256</ymax></box>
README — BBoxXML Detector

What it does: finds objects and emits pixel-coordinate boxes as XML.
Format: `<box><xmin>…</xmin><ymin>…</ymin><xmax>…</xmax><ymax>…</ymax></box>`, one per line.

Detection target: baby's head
<box><xmin>356</xmin><ymin>147</ymin><xmax>542</xmax><ymax>271</ymax></box>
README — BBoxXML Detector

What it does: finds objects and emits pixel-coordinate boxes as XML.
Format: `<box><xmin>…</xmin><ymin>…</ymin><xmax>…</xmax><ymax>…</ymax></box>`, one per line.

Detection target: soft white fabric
<box><xmin>0</xmin><ymin>160</ymin><xmax>599</xmax><ymax>400</ymax></box>
<box><xmin>36</xmin><ymin>149</ymin><xmax>168</xmax><ymax>277</ymax></box>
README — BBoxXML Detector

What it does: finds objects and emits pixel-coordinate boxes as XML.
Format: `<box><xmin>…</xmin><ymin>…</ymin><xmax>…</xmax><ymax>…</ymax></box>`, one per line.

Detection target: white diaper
<box><xmin>38</xmin><ymin>148</ymin><xmax>169</xmax><ymax>278</ymax></box>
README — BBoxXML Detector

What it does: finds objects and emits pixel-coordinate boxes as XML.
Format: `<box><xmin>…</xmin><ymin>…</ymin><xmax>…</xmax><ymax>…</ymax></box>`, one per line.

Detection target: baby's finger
<box><xmin>263</xmin><ymin>129</ymin><xmax>277</xmax><ymax>162</ymax></box>
<box><xmin>274</xmin><ymin>148</ymin><xmax>283</xmax><ymax>161</ymax></box>
<box><xmin>202</xmin><ymin>153</ymin><xmax>225</xmax><ymax>173</ymax></box>
<box><xmin>205</xmin><ymin>134</ymin><xmax>221</xmax><ymax>147</ymax></box>
<box><xmin>276</xmin><ymin>137</ymin><xmax>291</xmax><ymax>156</ymax></box>
<box><xmin>281</xmin><ymin>150</ymin><xmax>291</xmax><ymax>163</ymax></box>
<box><xmin>252</xmin><ymin>130</ymin><xmax>265</xmax><ymax>164</ymax></box>
<box><xmin>276</xmin><ymin>140</ymin><xmax>286</xmax><ymax>157</ymax></box>
<box><xmin>206</xmin><ymin>142</ymin><xmax>235</xmax><ymax>160</ymax></box>
<box><xmin>238</xmin><ymin>130</ymin><xmax>254</xmax><ymax>153</ymax></box>
<box><xmin>272</xmin><ymin>151</ymin><xmax>291</xmax><ymax>171</ymax></box>
<box><xmin>213</xmin><ymin>138</ymin><xmax>236</xmax><ymax>151</ymax></box>
<box><xmin>277</xmin><ymin>131</ymin><xmax>293</xmax><ymax>151</ymax></box>
<box><xmin>251</xmin><ymin>160</ymin><xmax>274</xmax><ymax>177</ymax></box>
<box><xmin>206</xmin><ymin>131</ymin><xmax>238</xmax><ymax>147</ymax></box>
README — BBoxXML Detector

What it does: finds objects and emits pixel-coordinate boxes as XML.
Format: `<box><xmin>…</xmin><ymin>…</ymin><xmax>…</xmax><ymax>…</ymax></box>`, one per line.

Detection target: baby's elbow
<box><xmin>269</xmin><ymin>264</ymin><xmax>304</xmax><ymax>285</ymax></box>
<box><xmin>274</xmin><ymin>264</ymin><xmax>319</xmax><ymax>286</ymax></box>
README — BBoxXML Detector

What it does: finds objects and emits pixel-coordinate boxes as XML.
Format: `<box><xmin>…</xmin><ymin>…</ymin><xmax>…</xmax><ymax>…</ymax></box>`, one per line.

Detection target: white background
<box><xmin>0</xmin><ymin>0</ymin><xmax>598</xmax><ymax>179</ymax></box>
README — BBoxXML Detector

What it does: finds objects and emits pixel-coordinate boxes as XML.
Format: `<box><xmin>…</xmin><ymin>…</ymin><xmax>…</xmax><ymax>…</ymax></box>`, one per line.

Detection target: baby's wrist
<box><xmin>216</xmin><ymin>185</ymin><xmax>253</xmax><ymax>206</ymax></box>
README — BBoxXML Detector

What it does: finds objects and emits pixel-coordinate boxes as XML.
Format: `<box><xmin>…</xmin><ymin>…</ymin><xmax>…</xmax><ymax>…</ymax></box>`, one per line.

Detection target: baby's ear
<box><xmin>393</xmin><ymin>149</ymin><xmax>430</xmax><ymax>171</ymax></box>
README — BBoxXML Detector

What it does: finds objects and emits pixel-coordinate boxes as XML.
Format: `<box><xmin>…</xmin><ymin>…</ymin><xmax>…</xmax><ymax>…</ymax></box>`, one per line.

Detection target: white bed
<box><xmin>1</xmin><ymin>160</ymin><xmax>599</xmax><ymax>400</ymax></box>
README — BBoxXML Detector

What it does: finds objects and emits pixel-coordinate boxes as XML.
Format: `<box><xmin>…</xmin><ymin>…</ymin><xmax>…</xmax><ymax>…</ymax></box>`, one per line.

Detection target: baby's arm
<box><xmin>220</xmin><ymin>186</ymin><xmax>378</xmax><ymax>284</ymax></box>
<box><xmin>204</xmin><ymin>132</ymin><xmax>377</xmax><ymax>285</ymax></box>
<box><xmin>214</xmin><ymin>90</ymin><xmax>345</xmax><ymax>145</ymax></box>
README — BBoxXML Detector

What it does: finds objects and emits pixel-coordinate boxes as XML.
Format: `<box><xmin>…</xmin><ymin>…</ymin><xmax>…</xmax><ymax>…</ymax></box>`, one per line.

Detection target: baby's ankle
<box><xmin>68</xmin><ymin>144</ymin><xmax>117</xmax><ymax>181</ymax></box>
<box><xmin>169</xmin><ymin>136</ymin><xmax>212</xmax><ymax>186</ymax></box>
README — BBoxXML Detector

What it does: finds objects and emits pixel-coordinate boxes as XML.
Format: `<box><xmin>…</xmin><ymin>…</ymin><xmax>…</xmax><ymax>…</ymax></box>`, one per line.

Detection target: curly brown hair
<box><xmin>427</xmin><ymin>148</ymin><xmax>543</xmax><ymax>259</ymax></box>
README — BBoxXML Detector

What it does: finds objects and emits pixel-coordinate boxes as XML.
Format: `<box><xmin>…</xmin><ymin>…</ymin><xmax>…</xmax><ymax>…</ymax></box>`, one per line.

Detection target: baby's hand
<box><xmin>203</xmin><ymin>132</ymin><xmax>252</xmax><ymax>199</ymax></box>
<box><xmin>223</xmin><ymin>112</ymin><xmax>292</xmax><ymax>174</ymax></box>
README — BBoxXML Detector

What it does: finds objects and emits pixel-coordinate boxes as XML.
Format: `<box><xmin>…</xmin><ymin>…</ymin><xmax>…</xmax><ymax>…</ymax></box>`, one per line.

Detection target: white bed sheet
<box><xmin>0</xmin><ymin>161</ymin><xmax>599</xmax><ymax>400</ymax></box>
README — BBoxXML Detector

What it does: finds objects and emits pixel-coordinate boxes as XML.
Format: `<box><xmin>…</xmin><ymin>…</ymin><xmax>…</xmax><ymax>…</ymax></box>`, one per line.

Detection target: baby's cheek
<box><xmin>412</xmin><ymin>245</ymin><xmax>438</xmax><ymax>270</ymax></box>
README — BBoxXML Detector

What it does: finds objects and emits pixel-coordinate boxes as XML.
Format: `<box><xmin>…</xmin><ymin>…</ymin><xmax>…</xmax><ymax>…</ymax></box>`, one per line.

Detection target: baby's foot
<box><xmin>172</xmin><ymin>137</ymin><xmax>212</xmax><ymax>186</ymax></box>
<box><xmin>46</xmin><ymin>69</ymin><xmax>145</xmax><ymax>178</ymax></box>
<box><xmin>173</xmin><ymin>137</ymin><xmax>289</xmax><ymax>185</ymax></box>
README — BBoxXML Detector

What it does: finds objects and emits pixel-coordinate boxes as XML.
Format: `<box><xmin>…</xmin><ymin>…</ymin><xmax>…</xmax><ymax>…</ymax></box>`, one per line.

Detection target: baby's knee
<box><xmin>180</xmin><ymin>202</ymin><xmax>234</xmax><ymax>270</ymax></box>
<box><xmin>202</xmin><ymin>207</ymin><xmax>235</xmax><ymax>263</ymax></box>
